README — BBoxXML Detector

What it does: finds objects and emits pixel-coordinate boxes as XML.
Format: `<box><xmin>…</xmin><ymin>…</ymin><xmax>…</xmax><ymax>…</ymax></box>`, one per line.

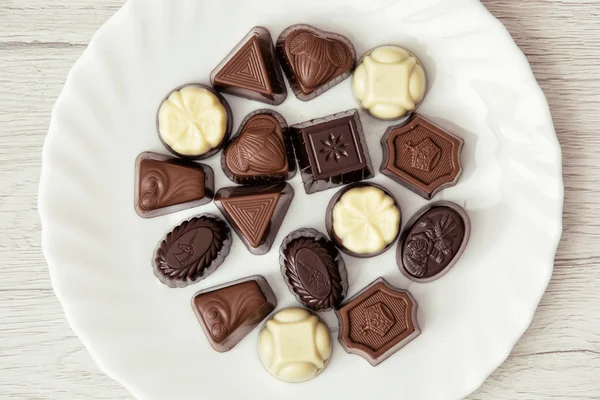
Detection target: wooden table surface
<box><xmin>1</xmin><ymin>0</ymin><xmax>599</xmax><ymax>399</ymax></box>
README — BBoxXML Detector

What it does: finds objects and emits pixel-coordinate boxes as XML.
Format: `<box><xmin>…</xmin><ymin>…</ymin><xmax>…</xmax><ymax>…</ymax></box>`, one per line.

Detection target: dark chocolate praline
<box><xmin>279</xmin><ymin>228</ymin><xmax>348</xmax><ymax>311</ymax></box>
<box><xmin>397</xmin><ymin>201</ymin><xmax>470</xmax><ymax>283</ymax></box>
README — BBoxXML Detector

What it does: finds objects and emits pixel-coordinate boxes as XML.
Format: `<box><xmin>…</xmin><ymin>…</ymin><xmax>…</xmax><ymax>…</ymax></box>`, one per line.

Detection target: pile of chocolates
<box><xmin>135</xmin><ymin>24</ymin><xmax>471</xmax><ymax>383</ymax></box>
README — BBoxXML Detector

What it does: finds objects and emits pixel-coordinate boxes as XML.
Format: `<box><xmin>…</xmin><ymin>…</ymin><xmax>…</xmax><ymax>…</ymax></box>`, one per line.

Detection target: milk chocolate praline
<box><xmin>326</xmin><ymin>182</ymin><xmax>402</xmax><ymax>258</ymax></box>
<box><xmin>276</xmin><ymin>24</ymin><xmax>356</xmax><ymax>101</ymax></box>
<box><xmin>192</xmin><ymin>275</ymin><xmax>276</xmax><ymax>352</ymax></box>
<box><xmin>156</xmin><ymin>83</ymin><xmax>233</xmax><ymax>160</ymax></box>
<box><xmin>221</xmin><ymin>109</ymin><xmax>296</xmax><ymax>185</ymax></box>
<box><xmin>397</xmin><ymin>201</ymin><xmax>470</xmax><ymax>282</ymax></box>
<box><xmin>134</xmin><ymin>152</ymin><xmax>214</xmax><ymax>218</ymax></box>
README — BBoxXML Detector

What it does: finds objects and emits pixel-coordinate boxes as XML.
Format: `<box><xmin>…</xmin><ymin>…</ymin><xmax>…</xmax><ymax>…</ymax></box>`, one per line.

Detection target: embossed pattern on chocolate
<box><xmin>221</xmin><ymin>110</ymin><xmax>296</xmax><ymax>184</ymax></box>
<box><xmin>192</xmin><ymin>275</ymin><xmax>276</xmax><ymax>352</ymax></box>
<box><xmin>398</xmin><ymin>202</ymin><xmax>470</xmax><ymax>282</ymax></box>
<box><xmin>380</xmin><ymin>114</ymin><xmax>464</xmax><ymax>199</ymax></box>
<box><xmin>277</xmin><ymin>24</ymin><xmax>356</xmax><ymax>101</ymax></box>
<box><xmin>215</xmin><ymin>183</ymin><xmax>294</xmax><ymax>255</ymax></box>
<box><xmin>280</xmin><ymin>228</ymin><xmax>347</xmax><ymax>311</ymax></box>
<box><xmin>135</xmin><ymin>152</ymin><xmax>214</xmax><ymax>218</ymax></box>
<box><xmin>153</xmin><ymin>215</ymin><xmax>231</xmax><ymax>288</ymax></box>
<box><xmin>335</xmin><ymin>278</ymin><xmax>420</xmax><ymax>366</ymax></box>
<box><xmin>291</xmin><ymin>109</ymin><xmax>374</xmax><ymax>194</ymax></box>
<box><xmin>211</xmin><ymin>27</ymin><xmax>287</xmax><ymax>105</ymax></box>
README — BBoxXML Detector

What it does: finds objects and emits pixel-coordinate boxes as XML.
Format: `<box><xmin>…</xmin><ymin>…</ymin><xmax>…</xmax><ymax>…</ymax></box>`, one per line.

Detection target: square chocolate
<box><xmin>291</xmin><ymin>109</ymin><xmax>373</xmax><ymax>194</ymax></box>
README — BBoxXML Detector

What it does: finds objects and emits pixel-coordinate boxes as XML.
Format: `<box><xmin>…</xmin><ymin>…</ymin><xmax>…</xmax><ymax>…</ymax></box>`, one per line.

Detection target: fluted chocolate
<box><xmin>153</xmin><ymin>214</ymin><xmax>232</xmax><ymax>288</ymax></box>
<box><xmin>279</xmin><ymin>228</ymin><xmax>347</xmax><ymax>311</ymax></box>
<box><xmin>134</xmin><ymin>152</ymin><xmax>214</xmax><ymax>218</ymax></box>
<box><xmin>221</xmin><ymin>110</ymin><xmax>296</xmax><ymax>185</ymax></box>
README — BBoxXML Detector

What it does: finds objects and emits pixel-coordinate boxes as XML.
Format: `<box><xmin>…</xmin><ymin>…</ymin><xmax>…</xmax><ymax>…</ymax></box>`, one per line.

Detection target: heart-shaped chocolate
<box><xmin>277</xmin><ymin>24</ymin><xmax>356</xmax><ymax>101</ymax></box>
<box><xmin>222</xmin><ymin>110</ymin><xmax>296</xmax><ymax>184</ymax></box>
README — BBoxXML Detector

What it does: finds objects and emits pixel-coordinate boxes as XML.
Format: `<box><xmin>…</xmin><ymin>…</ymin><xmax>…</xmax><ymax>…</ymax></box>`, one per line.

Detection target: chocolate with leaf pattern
<box><xmin>276</xmin><ymin>24</ymin><xmax>356</xmax><ymax>101</ymax></box>
<box><xmin>279</xmin><ymin>228</ymin><xmax>347</xmax><ymax>311</ymax></box>
<box><xmin>221</xmin><ymin>110</ymin><xmax>295</xmax><ymax>184</ymax></box>
<box><xmin>397</xmin><ymin>201</ymin><xmax>470</xmax><ymax>282</ymax></box>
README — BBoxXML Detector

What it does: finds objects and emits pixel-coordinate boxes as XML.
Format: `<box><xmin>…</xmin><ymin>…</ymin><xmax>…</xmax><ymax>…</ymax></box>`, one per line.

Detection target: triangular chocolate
<box><xmin>211</xmin><ymin>27</ymin><xmax>287</xmax><ymax>105</ymax></box>
<box><xmin>215</xmin><ymin>183</ymin><xmax>294</xmax><ymax>255</ymax></box>
<box><xmin>135</xmin><ymin>152</ymin><xmax>214</xmax><ymax>218</ymax></box>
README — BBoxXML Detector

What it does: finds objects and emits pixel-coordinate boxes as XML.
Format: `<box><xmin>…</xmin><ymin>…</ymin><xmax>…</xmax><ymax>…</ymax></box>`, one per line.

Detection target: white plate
<box><xmin>38</xmin><ymin>0</ymin><xmax>564</xmax><ymax>399</ymax></box>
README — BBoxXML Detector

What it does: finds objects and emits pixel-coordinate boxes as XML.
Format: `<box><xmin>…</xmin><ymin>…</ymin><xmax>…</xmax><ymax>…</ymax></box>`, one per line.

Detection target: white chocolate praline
<box><xmin>258</xmin><ymin>308</ymin><xmax>331</xmax><ymax>383</ymax></box>
<box><xmin>352</xmin><ymin>46</ymin><xmax>426</xmax><ymax>120</ymax></box>
<box><xmin>333</xmin><ymin>186</ymin><xmax>401</xmax><ymax>254</ymax></box>
<box><xmin>158</xmin><ymin>86</ymin><xmax>228</xmax><ymax>156</ymax></box>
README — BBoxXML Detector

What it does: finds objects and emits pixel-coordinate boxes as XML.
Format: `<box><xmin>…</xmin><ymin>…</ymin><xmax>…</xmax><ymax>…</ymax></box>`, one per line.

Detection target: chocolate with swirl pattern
<box><xmin>135</xmin><ymin>152</ymin><xmax>214</xmax><ymax>218</ymax></box>
<box><xmin>280</xmin><ymin>228</ymin><xmax>348</xmax><ymax>311</ymax></box>
<box><xmin>192</xmin><ymin>275</ymin><xmax>277</xmax><ymax>352</ymax></box>
<box><xmin>153</xmin><ymin>214</ymin><xmax>231</xmax><ymax>288</ymax></box>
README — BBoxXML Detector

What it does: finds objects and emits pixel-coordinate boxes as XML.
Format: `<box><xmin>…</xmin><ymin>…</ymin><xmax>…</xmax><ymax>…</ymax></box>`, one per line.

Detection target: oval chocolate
<box><xmin>398</xmin><ymin>202</ymin><xmax>470</xmax><ymax>282</ymax></box>
<box><xmin>153</xmin><ymin>214</ymin><xmax>232</xmax><ymax>288</ymax></box>
<box><xmin>280</xmin><ymin>228</ymin><xmax>347</xmax><ymax>311</ymax></box>
<box><xmin>295</xmin><ymin>247</ymin><xmax>332</xmax><ymax>299</ymax></box>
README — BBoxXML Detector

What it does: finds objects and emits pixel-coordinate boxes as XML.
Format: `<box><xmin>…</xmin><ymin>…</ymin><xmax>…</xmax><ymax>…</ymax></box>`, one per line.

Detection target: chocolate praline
<box><xmin>279</xmin><ymin>228</ymin><xmax>348</xmax><ymax>311</ymax></box>
<box><xmin>326</xmin><ymin>182</ymin><xmax>402</xmax><ymax>258</ymax></box>
<box><xmin>397</xmin><ymin>201</ymin><xmax>470</xmax><ymax>282</ymax></box>
<box><xmin>134</xmin><ymin>152</ymin><xmax>215</xmax><ymax>218</ymax></box>
<box><xmin>156</xmin><ymin>83</ymin><xmax>233</xmax><ymax>160</ymax></box>
<box><xmin>152</xmin><ymin>214</ymin><xmax>232</xmax><ymax>288</ymax></box>
<box><xmin>220</xmin><ymin>109</ymin><xmax>296</xmax><ymax>185</ymax></box>
<box><xmin>191</xmin><ymin>275</ymin><xmax>276</xmax><ymax>352</ymax></box>
<box><xmin>215</xmin><ymin>183</ymin><xmax>294</xmax><ymax>255</ymax></box>
<box><xmin>276</xmin><ymin>24</ymin><xmax>356</xmax><ymax>101</ymax></box>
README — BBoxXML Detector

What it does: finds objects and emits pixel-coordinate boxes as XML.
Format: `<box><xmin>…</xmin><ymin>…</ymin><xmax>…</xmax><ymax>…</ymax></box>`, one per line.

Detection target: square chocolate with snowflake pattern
<box><xmin>291</xmin><ymin>109</ymin><xmax>374</xmax><ymax>194</ymax></box>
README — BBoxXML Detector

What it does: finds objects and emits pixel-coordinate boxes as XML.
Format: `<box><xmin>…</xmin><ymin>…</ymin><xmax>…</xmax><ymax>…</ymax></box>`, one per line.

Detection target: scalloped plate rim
<box><xmin>38</xmin><ymin>0</ymin><xmax>564</xmax><ymax>399</ymax></box>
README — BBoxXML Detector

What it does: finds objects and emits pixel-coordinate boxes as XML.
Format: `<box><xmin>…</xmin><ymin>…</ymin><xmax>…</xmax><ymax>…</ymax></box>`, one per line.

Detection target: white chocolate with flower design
<box><xmin>332</xmin><ymin>186</ymin><xmax>401</xmax><ymax>254</ymax></box>
<box><xmin>258</xmin><ymin>308</ymin><xmax>331</xmax><ymax>383</ymax></box>
<box><xmin>158</xmin><ymin>86</ymin><xmax>228</xmax><ymax>156</ymax></box>
<box><xmin>352</xmin><ymin>46</ymin><xmax>426</xmax><ymax>120</ymax></box>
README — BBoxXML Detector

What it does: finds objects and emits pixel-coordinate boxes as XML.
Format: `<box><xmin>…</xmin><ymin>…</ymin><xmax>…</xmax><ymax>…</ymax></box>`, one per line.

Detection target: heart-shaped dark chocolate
<box><xmin>277</xmin><ymin>24</ymin><xmax>356</xmax><ymax>101</ymax></box>
<box><xmin>222</xmin><ymin>110</ymin><xmax>295</xmax><ymax>184</ymax></box>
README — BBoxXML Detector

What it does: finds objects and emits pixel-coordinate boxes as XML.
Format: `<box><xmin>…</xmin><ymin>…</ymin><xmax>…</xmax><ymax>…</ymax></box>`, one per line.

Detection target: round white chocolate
<box><xmin>258</xmin><ymin>308</ymin><xmax>331</xmax><ymax>383</ymax></box>
<box><xmin>158</xmin><ymin>86</ymin><xmax>228</xmax><ymax>156</ymax></box>
<box><xmin>332</xmin><ymin>186</ymin><xmax>401</xmax><ymax>254</ymax></box>
<box><xmin>352</xmin><ymin>45</ymin><xmax>426</xmax><ymax>120</ymax></box>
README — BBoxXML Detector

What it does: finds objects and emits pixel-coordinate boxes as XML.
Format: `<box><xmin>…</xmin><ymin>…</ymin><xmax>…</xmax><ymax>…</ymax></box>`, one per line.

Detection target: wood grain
<box><xmin>0</xmin><ymin>0</ymin><xmax>599</xmax><ymax>399</ymax></box>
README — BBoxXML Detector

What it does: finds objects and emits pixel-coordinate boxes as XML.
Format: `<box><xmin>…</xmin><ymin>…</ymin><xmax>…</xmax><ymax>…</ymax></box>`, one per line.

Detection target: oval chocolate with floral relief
<box><xmin>397</xmin><ymin>202</ymin><xmax>470</xmax><ymax>282</ymax></box>
<box><xmin>280</xmin><ymin>228</ymin><xmax>347</xmax><ymax>311</ymax></box>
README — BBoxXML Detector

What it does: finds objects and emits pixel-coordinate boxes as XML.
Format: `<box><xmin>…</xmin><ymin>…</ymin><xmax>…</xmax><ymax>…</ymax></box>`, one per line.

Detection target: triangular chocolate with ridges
<box><xmin>211</xmin><ymin>27</ymin><xmax>287</xmax><ymax>105</ymax></box>
<box><xmin>220</xmin><ymin>192</ymin><xmax>279</xmax><ymax>247</ymax></box>
<box><xmin>135</xmin><ymin>152</ymin><xmax>214</xmax><ymax>218</ymax></box>
<box><xmin>215</xmin><ymin>183</ymin><xmax>294</xmax><ymax>255</ymax></box>
<box><xmin>215</xmin><ymin>36</ymin><xmax>271</xmax><ymax>95</ymax></box>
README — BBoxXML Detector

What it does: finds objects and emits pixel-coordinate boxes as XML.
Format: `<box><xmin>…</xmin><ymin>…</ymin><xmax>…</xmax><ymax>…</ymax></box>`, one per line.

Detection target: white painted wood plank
<box><xmin>0</xmin><ymin>0</ymin><xmax>599</xmax><ymax>399</ymax></box>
